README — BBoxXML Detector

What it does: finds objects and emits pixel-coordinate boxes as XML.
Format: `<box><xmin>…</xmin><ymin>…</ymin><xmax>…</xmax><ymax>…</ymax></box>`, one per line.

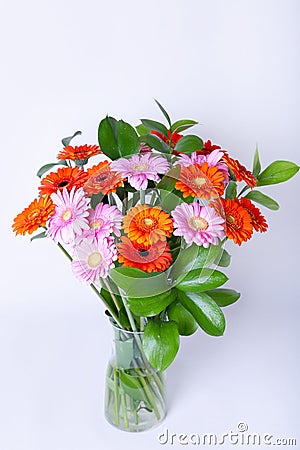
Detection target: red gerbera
<box><xmin>150</xmin><ymin>129</ymin><xmax>183</xmax><ymax>149</ymax></box>
<box><xmin>39</xmin><ymin>166</ymin><xmax>88</xmax><ymax>196</ymax></box>
<box><xmin>239</xmin><ymin>197</ymin><xmax>268</xmax><ymax>233</ymax></box>
<box><xmin>222</xmin><ymin>153</ymin><xmax>257</xmax><ymax>189</ymax></box>
<box><xmin>117</xmin><ymin>236</ymin><xmax>172</xmax><ymax>273</ymax></box>
<box><xmin>212</xmin><ymin>197</ymin><xmax>253</xmax><ymax>245</ymax></box>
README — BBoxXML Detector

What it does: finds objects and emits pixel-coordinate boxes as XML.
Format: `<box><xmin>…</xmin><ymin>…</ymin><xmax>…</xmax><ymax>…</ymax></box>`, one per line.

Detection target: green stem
<box><xmin>132</xmin><ymin>360</ymin><xmax>160</xmax><ymax>420</ymax></box>
<box><xmin>114</xmin><ymin>370</ymin><xmax>120</xmax><ymax>426</ymax></box>
<box><xmin>140</xmin><ymin>190</ymin><xmax>145</xmax><ymax>205</ymax></box>
<box><xmin>103</xmin><ymin>278</ymin><xmax>122</xmax><ymax>311</ymax></box>
<box><xmin>237</xmin><ymin>185</ymin><xmax>250</xmax><ymax>198</ymax></box>
<box><xmin>120</xmin><ymin>389</ymin><xmax>129</xmax><ymax>428</ymax></box>
<box><xmin>131</xmin><ymin>397</ymin><xmax>139</xmax><ymax>425</ymax></box>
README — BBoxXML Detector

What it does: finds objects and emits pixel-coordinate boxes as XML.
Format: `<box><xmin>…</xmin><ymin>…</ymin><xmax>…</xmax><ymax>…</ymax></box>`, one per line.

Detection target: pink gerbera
<box><xmin>47</xmin><ymin>187</ymin><xmax>90</xmax><ymax>244</ymax></box>
<box><xmin>111</xmin><ymin>153</ymin><xmax>169</xmax><ymax>190</ymax></box>
<box><xmin>171</xmin><ymin>202</ymin><xmax>225</xmax><ymax>247</ymax></box>
<box><xmin>72</xmin><ymin>236</ymin><xmax>117</xmax><ymax>284</ymax></box>
<box><xmin>177</xmin><ymin>150</ymin><xmax>229</xmax><ymax>183</ymax></box>
<box><xmin>88</xmin><ymin>203</ymin><xmax>123</xmax><ymax>238</ymax></box>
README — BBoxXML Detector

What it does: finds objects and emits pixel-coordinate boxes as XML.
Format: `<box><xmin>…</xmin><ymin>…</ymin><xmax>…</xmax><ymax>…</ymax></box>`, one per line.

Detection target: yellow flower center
<box><xmin>62</xmin><ymin>209</ymin><xmax>72</xmax><ymax>221</ymax></box>
<box><xmin>193</xmin><ymin>177</ymin><xmax>206</xmax><ymax>186</ymax></box>
<box><xmin>188</xmin><ymin>216</ymin><xmax>209</xmax><ymax>231</ymax></box>
<box><xmin>132</xmin><ymin>163</ymin><xmax>149</xmax><ymax>172</ymax></box>
<box><xmin>28</xmin><ymin>209</ymin><xmax>39</xmax><ymax>220</ymax></box>
<box><xmin>91</xmin><ymin>218</ymin><xmax>104</xmax><ymax>230</ymax></box>
<box><xmin>143</xmin><ymin>218</ymin><xmax>154</xmax><ymax>227</ymax></box>
<box><xmin>87</xmin><ymin>251</ymin><xmax>103</xmax><ymax>268</ymax></box>
<box><xmin>227</xmin><ymin>215</ymin><xmax>235</xmax><ymax>224</ymax></box>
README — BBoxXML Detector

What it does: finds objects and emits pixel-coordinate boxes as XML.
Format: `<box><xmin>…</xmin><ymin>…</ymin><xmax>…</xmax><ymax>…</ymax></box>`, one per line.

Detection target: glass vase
<box><xmin>104</xmin><ymin>323</ymin><xmax>166</xmax><ymax>432</ymax></box>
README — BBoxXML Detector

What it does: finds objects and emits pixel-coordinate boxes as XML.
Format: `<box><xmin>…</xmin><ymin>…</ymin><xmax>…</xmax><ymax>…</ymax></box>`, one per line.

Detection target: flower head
<box><xmin>239</xmin><ymin>198</ymin><xmax>268</xmax><ymax>233</ymax></box>
<box><xmin>117</xmin><ymin>236</ymin><xmax>172</xmax><ymax>273</ymax></box>
<box><xmin>123</xmin><ymin>204</ymin><xmax>173</xmax><ymax>246</ymax></box>
<box><xmin>177</xmin><ymin>150</ymin><xmax>229</xmax><ymax>183</ymax></box>
<box><xmin>12</xmin><ymin>196</ymin><xmax>55</xmax><ymax>236</ymax></box>
<box><xmin>111</xmin><ymin>153</ymin><xmax>169</xmax><ymax>190</ymax></box>
<box><xmin>72</xmin><ymin>236</ymin><xmax>117</xmax><ymax>283</ymax></box>
<box><xmin>84</xmin><ymin>161</ymin><xmax>123</xmax><ymax>196</ymax></box>
<box><xmin>175</xmin><ymin>162</ymin><xmax>225</xmax><ymax>199</ymax></box>
<box><xmin>212</xmin><ymin>197</ymin><xmax>253</xmax><ymax>245</ymax></box>
<box><xmin>221</xmin><ymin>153</ymin><xmax>257</xmax><ymax>188</ymax></box>
<box><xmin>47</xmin><ymin>187</ymin><xmax>90</xmax><ymax>244</ymax></box>
<box><xmin>57</xmin><ymin>144</ymin><xmax>101</xmax><ymax>161</ymax></box>
<box><xmin>87</xmin><ymin>203</ymin><xmax>123</xmax><ymax>238</ymax></box>
<box><xmin>39</xmin><ymin>166</ymin><xmax>88</xmax><ymax>196</ymax></box>
<box><xmin>171</xmin><ymin>202</ymin><xmax>225</xmax><ymax>247</ymax></box>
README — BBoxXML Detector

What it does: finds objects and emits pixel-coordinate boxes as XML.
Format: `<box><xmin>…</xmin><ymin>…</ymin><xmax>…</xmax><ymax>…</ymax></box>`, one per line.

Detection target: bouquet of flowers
<box><xmin>13</xmin><ymin>101</ymin><xmax>299</xmax><ymax>432</ymax></box>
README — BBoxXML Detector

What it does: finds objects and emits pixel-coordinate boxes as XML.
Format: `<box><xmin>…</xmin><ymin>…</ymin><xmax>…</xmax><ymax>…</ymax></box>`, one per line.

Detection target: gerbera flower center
<box><xmin>87</xmin><ymin>251</ymin><xmax>103</xmax><ymax>268</ymax></box>
<box><xmin>90</xmin><ymin>218</ymin><xmax>104</xmax><ymax>230</ymax></box>
<box><xmin>62</xmin><ymin>209</ymin><xmax>72</xmax><ymax>221</ymax></box>
<box><xmin>193</xmin><ymin>177</ymin><xmax>206</xmax><ymax>186</ymax></box>
<box><xmin>138</xmin><ymin>249</ymin><xmax>150</xmax><ymax>257</ymax></box>
<box><xmin>132</xmin><ymin>163</ymin><xmax>149</xmax><ymax>172</ymax></box>
<box><xmin>95</xmin><ymin>174</ymin><xmax>108</xmax><ymax>182</ymax></box>
<box><xmin>57</xmin><ymin>180</ymin><xmax>69</xmax><ymax>188</ymax></box>
<box><xmin>188</xmin><ymin>216</ymin><xmax>209</xmax><ymax>231</ymax></box>
<box><xmin>143</xmin><ymin>218</ymin><xmax>154</xmax><ymax>227</ymax></box>
<box><xmin>227</xmin><ymin>215</ymin><xmax>236</xmax><ymax>224</ymax></box>
<box><xmin>28</xmin><ymin>209</ymin><xmax>40</xmax><ymax>220</ymax></box>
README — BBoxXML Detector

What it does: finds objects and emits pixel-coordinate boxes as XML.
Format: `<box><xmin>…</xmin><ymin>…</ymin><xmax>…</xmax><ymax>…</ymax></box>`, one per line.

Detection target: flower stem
<box><xmin>120</xmin><ymin>389</ymin><xmax>129</xmax><ymax>428</ymax></box>
<box><xmin>140</xmin><ymin>190</ymin><xmax>145</xmax><ymax>205</ymax></box>
<box><xmin>114</xmin><ymin>370</ymin><xmax>120</xmax><ymax>426</ymax></box>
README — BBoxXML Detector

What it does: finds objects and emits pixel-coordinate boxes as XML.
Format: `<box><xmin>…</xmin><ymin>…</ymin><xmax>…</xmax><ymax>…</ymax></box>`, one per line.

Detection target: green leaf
<box><xmin>136</xmin><ymin>124</ymin><xmax>150</xmax><ymax>136</ymax></box>
<box><xmin>171</xmin><ymin>119</ymin><xmax>198</xmax><ymax>133</ymax></box>
<box><xmin>174</xmin><ymin>135</ymin><xmax>203</xmax><ymax>153</ymax></box>
<box><xmin>167</xmin><ymin>301</ymin><xmax>198</xmax><ymax>336</ymax></box>
<box><xmin>36</xmin><ymin>161</ymin><xmax>68</xmax><ymax>178</ymax></box>
<box><xmin>177</xmin><ymin>290</ymin><xmax>225</xmax><ymax>336</ymax></box>
<box><xmin>206</xmin><ymin>289</ymin><xmax>240</xmax><ymax>307</ymax></box>
<box><xmin>30</xmin><ymin>231</ymin><xmax>47</xmax><ymax>241</ymax></box>
<box><xmin>143</xmin><ymin>320</ymin><xmax>180</xmax><ymax>371</ymax></box>
<box><xmin>154</xmin><ymin>99</ymin><xmax>172</xmax><ymax>128</ymax></box>
<box><xmin>109</xmin><ymin>268</ymin><xmax>170</xmax><ymax>298</ymax></box>
<box><xmin>257</xmin><ymin>160</ymin><xmax>299</xmax><ymax>186</ymax></box>
<box><xmin>127</xmin><ymin>289</ymin><xmax>176</xmax><ymax>317</ymax></box>
<box><xmin>192</xmin><ymin>242</ymin><xmax>223</xmax><ymax>270</ymax></box>
<box><xmin>142</xmin><ymin>133</ymin><xmax>172</xmax><ymax>154</ymax></box>
<box><xmin>116</xmin><ymin>120</ymin><xmax>140</xmax><ymax>156</ymax></box>
<box><xmin>176</xmin><ymin>268</ymin><xmax>228</xmax><ymax>292</ymax></box>
<box><xmin>168</xmin><ymin>243</ymin><xmax>199</xmax><ymax>285</ymax></box>
<box><xmin>252</xmin><ymin>145</ymin><xmax>261</xmax><ymax>177</ymax></box>
<box><xmin>245</xmin><ymin>190</ymin><xmax>280</xmax><ymax>211</ymax></box>
<box><xmin>225</xmin><ymin>181</ymin><xmax>237</xmax><ymax>199</ymax></box>
<box><xmin>90</xmin><ymin>192</ymin><xmax>104</xmax><ymax>209</ymax></box>
<box><xmin>61</xmin><ymin>130</ymin><xmax>82</xmax><ymax>147</ymax></box>
<box><xmin>156</xmin><ymin>165</ymin><xmax>181</xmax><ymax>191</ymax></box>
<box><xmin>98</xmin><ymin>116</ymin><xmax>120</xmax><ymax>160</ymax></box>
<box><xmin>214</xmin><ymin>249</ymin><xmax>231</xmax><ymax>267</ymax></box>
<box><xmin>140</xmin><ymin>119</ymin><xmax>168</xmax><ymax>137</ymax></box>
<box><xmin>119</xmin><ymin>371</ymin><xmax>151</xmax><ymax>404</ymax></box>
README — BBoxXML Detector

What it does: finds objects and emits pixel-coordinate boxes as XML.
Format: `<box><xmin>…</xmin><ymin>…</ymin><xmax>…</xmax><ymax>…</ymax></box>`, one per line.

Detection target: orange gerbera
<box><xmin>39</xmin><ymin>166</ymin><xmax>88</xmax><ymax>196</ymax></box>
<box><xmin>12</xmin><ymin>196</ymin><xmax>55</xmax><ymax>236</ymax></box>
<box><xmin>57</xmin><ymin>144</ymin><xmax>101</xmax><ymax>161</ymax></box>
<box><xmin>123</xmin><ymin>204</ymin><xmax>173</xmax><ymax>246</ymax></box>
<box><xmin>84</xmin><ymin>161</ymin><xmax>123</xmax><ymax>196</ymax></box>
<box><xmin>239</xmin><ymin>197</ymin><xmax>268</xmax><ymax>233</ymax></box>
<box><xmin>117</xmin><ymin>236</ymin><xmax>172</xmax><ymax>273</ymax></box>
<box><xmin>175</xmin><ymin>162</ymin><xmax>225</xmax><ymax>199</ymax></box>
<box><xmin>222</xmin><ymin>153</ymin><xmax>257</xmax><ymax>189</ymax></box>
<box><xmin>212</xmin><ymin>197</ymin><xmax>253</xmax><ymax>245</ymax></box>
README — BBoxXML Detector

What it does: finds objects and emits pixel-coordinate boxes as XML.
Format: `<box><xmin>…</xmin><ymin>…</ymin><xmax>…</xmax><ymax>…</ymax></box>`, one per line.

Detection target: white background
<box><xmin>1</xmin><ymin>0</ymin><xmax>299</xmax><ymax>449</ymax></box>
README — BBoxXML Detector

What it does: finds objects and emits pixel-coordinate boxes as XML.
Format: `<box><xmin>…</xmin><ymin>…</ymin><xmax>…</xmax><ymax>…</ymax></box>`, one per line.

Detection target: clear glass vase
<box><xmin>105</xmin><ymin>323</ymin><xmax>167</xmax><ymax>432</ymax></box>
